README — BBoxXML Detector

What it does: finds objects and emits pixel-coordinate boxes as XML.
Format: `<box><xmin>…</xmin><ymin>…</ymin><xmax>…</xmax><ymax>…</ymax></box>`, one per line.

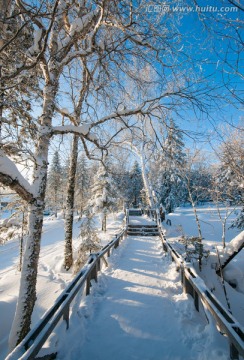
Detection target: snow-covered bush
<box><xmin>179</xmin><ymin>235</ymin><xmax>210</xmax><ymax>268</ymax></box>
<box><xmin>73</xmin><ymin>213</ymin><xmax>101</xmax><ymax>274</ymax></box>
<box><xmin>87</xmin><ymin>160</ymin><xmax>118</xmax><ymax>231</ymax></box>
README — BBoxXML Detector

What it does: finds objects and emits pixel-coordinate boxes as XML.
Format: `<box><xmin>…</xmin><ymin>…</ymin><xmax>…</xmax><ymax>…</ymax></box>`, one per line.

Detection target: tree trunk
<box><xmin>63</xmin><ymin>135</ymin><xmax>78</xmax><ymax>270</ymax></box>
<box><xmin>222</xmin><ymin>221</ymin><xmax>226</xmax><ymax>249</ymax></box>
<box><xmin>140</xmin><ymin>146</ymin><xmax>154</xmax><ymax>208</ymax></box>
<box><xmin>101</xmin><ymin>212</ymin><xmax>105</xmax><ymax>231</ymax></box>
<box><xmin>104</xmin><ymin>212</ymin><xmax>107</xmax><ymax>232</ymax></box>
<box><xmin>18</xmin><ymin>212</ymin><xmax>25</xmax><ymax>271</ymax></box>
<box><xmin>9</xmin><ymin>203</ymin><xmax>44</xmax><ymax>349</ymax></box>
<box><xmin>8</xmin><ymin>80</ymin><xmax>57</xmax><ymax>350</ymax></box>
<box><xmin>54</xmin><ymin>188</ymin><xmax>58</xmax><ymax>217</ymax></box>
<box><xmin>188</xmin><ymin>186</ymin><xmax>202</xmax><ymax>241</ymax></box>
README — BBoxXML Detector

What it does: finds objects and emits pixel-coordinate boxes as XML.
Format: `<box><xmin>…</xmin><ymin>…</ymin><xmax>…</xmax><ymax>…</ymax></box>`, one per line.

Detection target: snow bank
<box><xmin>220</xmin><ymin>231</ymin><xmax>244</xmax><ymax>293</ymax></box>
<box><xmin>223</xmin><ymin>263</ymin><xmax>244</xmax><ymax>293</ymax></box>
<box><xmin>220</xmin><ymin>231</ymin><xmax>244</xmax><ymax>264</ymax></box>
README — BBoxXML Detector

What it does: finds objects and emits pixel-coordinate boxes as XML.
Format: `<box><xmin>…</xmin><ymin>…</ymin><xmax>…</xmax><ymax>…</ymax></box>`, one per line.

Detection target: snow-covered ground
<box><xmin>55</xmin><ymin>217</ymin><xmax>229</xmax><ymax>360</ymax></box>
<box><xmin>1</xmin><ymin>205</ymin><xmax>243</xmax><ymax>359</ymax></box>
<box><xmin>165</xmin><ymin>203</ymin><xmax>241</xmax><ymax>244</ymax></box>
<box><xmin>0</xmin><ymin>212</ymin><xmax>125</xmax><ymax>359</ymax></box>
<box><xmin>164</xmin><ymin>204</ymin><xmax>244</xmax><ymax>327</ymax></box>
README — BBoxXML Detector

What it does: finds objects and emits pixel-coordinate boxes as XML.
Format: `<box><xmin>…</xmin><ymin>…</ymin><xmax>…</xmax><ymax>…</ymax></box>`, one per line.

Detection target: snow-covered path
<box><xmin>128</xmin><ymin>215</ymin><xmax>157</xmax><ymax>226</ymax></box>
<box><xmin>57</xmin><ymin>218</ymin><xmax>228</xmax><ymax>360</ymax></box>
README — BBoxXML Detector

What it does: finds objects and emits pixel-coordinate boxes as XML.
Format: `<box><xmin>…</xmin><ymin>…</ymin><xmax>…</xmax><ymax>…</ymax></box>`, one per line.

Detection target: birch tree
<box><xmin>1</xmin><ymin>0</ymin><xmax>233</xmax><ymax>351</ymax></box>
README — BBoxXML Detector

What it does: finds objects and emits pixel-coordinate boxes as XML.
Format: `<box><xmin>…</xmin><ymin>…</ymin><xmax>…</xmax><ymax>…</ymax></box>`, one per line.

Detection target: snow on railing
<box><xmin>6</xmin><ymin>227</ymin><xmax>127</xmax><ymax>360</ymax></box>
<box><xmin>155</xmin><ymin>209</ymin><xmax>244</xmax><ymax>360</ymax></box>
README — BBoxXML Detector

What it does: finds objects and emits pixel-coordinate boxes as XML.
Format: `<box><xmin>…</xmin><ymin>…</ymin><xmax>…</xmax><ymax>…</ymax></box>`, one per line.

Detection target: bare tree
<box><xmin>0</xmin><ymin>0</ymin><xmax>202</xmax><ymax>349</ymax></box>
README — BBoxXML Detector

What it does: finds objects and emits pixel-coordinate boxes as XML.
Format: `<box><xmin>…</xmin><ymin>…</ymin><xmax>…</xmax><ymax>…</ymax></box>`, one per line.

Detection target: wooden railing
<box><xmin>6</xmin><ymin>228</ymin><xmax>127</xmax><ymax>360</ymax></box>
<box><xmin>153</xmin><ymin>209</ymin><xmax>244</xmax><ymax>360</ymax></box>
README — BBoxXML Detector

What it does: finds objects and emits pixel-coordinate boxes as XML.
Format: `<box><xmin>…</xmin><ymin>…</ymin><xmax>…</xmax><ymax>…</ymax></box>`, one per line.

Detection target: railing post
<box><xmin>180</xmin><ymin>264</ymin><xmax>184</xmax><ymax>284</ymax></box>
<box><xmin>91</xmin><ymin>264</ymin><xmax>98</xmax><ymax>282</ymax></box>
<box><xmin>86</xmin><ymin>274</ymin><xmax>91</xmax><ymax>296</ymax></box>
<box><xmin>114</xmin><ymin>235</ymin><xmax>120</xmax><ymax>249</ymax></box>
<box><xmin>63</xmin><ymin>305</ymin><xmax>70</xmax><ymax>329</ymax></box>
<box><xmin>101</xmin><ymin>255</ymin><xmax>108</xmax><ymax>267</ymax></box>
<box><xmin>182</xmin><ymin>271</ymin><xmax>193</xmax><ymax>297</ymax></box>
<box><xmin>97</xmin><ymin>258</ymin><xmax>101</xmax><ymax>272</ymax></box>
<box><xmin>230</xmin><ymin>342</ymin><xmax>239</xmax><ymax>360</ymax></box>
<box><xmin>194</xmin><ymin>290</ymin><xmax>199</xmax><ymax>312</ymax></box>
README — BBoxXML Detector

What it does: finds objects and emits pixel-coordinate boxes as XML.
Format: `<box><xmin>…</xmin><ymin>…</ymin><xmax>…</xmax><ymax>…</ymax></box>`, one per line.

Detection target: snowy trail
<box><xmin>57</xmin><ymin>217</ymin><xmax>228</xmax><ymax>360</ymax></box>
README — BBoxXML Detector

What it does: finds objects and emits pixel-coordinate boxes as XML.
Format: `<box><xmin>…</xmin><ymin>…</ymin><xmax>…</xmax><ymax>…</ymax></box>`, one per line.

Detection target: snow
<box><xmin>60</xmin><ymin>108</ymin><xmax>70</xmax><ymax>115</ymax></box>
<box><xmin>53</xmin><ymin>124</ymin><xmax>91</xmax><ymax>136</ymax></box>
<box><xmin>129</xmin><ymin>215</ymin><xmax>156</xmax><ymax>226</ymax></box>
<box><xmin>0</xmin><ymin>212</ymin><xmax>124</xmax><ymax>359</ymax></box>
<box><xmin>61</xmin><ymin>10</ymin><xmax>99</xmax><ymax>49</ymax></box>
<box><xmin>220</xmin><ymin>231</ymin><xmax>244</xmax><ymax>263</ymax></box>
<box><xmin>87</xmin><ymin>132</ymin><xmax>98</xmax><ymax>141</ymax></box>
<box><xmin>165</xmin><ymin>204</ymin><xmax>241</xmax><ymax>244</ymax></box>
<box><xmin>164</xmin><ymin>204</ymin><xmax>244</xmax><ymax>328</ymax></box>
<box><xmin>28</xmin><ymin>29</ymin><xmax>42</xmax><ymax>55</ymax></box>
<box><xmin>0</xmin><ymin>151</ymin><xmax>33</xmax><ymax>197</ymax></box>
<box><xmin>55</xmin><ymin>221</ymin><xmax>229</xmax><ymax>359</ymax></box>
<box><xmin>69</xmin><ymin>12</ymin><xmax>96</xmax><ymax>37</ymax></box>
<box><xmin>1</xmin><ymin>206</ymin><xmax>243</xmax><ymax>359</ymax></box>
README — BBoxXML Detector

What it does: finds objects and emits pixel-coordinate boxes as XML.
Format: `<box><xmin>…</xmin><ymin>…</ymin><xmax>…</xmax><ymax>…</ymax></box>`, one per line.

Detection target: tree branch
<box><xmin>0</xmin><ymin>152</ymin><xmax>34</xmax><ymax>203</ymax></box>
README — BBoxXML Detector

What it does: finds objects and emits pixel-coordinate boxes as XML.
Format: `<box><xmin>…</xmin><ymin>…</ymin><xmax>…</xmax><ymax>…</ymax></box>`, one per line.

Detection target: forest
<box><xmin>0</xmin><ymin>0</ymin><xmax>243</xmax><ymax>357</ymax></box>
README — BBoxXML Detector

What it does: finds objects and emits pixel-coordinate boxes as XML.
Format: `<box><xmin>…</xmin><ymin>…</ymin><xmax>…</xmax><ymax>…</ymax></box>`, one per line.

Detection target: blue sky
<box><xmin>42</xmin><ymin>1</ymin><xmax>244</xmax><ymax>166</ymax></box>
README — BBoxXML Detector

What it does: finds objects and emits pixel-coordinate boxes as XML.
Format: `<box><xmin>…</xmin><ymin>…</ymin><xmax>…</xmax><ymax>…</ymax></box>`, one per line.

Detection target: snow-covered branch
<box><xmin>52</xmin><ymin>124</ymin><xmax>100</xmax><ymax>145</ymax></box>
<box><xmin>0</xmin><ymin>152</ymin><xmax>34</xmax><ymax>203</ymax></box>
<box><xmin>52</xmin><ymin>124</ymin><xmax>91</xmax><ymax>136</ymax></box>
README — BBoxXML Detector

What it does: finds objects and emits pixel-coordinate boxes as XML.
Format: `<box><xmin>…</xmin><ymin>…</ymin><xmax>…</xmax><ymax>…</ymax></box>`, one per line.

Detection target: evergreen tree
<box><xmin>189</xmin><ymin>166</ymin><xmax>212</xmax><ymax>204</ymax></box>
<box><xmin>231</xmin><ymin>208</ymin><xmax>244</xmax><ymax>230</ymax></box>
<box><xmin>214</xmin><ymin>129</ymin><xmax>244</xmax><ymax>229</ymax></box>
<box><xmin>75</xmin><ymin>153</ymin><xmax>91</xmax><ymax>214</ymax></box>
<box><xmin>156</xmin><ymin>119</ymin><xmax>187</xmax><ymax>213</ymax></box>
<box><xmin>73</xmin><ymin>212</ymin><xmax>101</xmax><ymax>274</ymax></box>
<box><xmin>127</xmin><ymin>161</ymin><xmax>143</xmax><ymax>207</ymax></box>
<box><xmin>47</xmin><ymin>151</ymin><xmax>63</xmax><ymax>217</ymax></box>
<box><xmin>87</xmin><ymin>159</ymin><xmax>117</xmax><ymax>231</ymax></box>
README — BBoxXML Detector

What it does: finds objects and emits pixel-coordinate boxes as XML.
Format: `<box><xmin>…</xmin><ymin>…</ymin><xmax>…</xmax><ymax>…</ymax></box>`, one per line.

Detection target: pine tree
<box><xmin>47</xmin><ymin>151</ymin><xmax>63</xmax><ymax>217</ymax></box>
<box><xmin>87</xmin><ymin>159</ymin><xmax>117</xmax><ymax>231</ymax></box>
<box><xmin>127</xmin><ymin>161</ymin><xmax>143</xmax><ymax>207</ymax></box>
<box><xmin>75</xmin><ymin>153</ymin><xmax>91</xmax><ymax>214</ymax></box>
<box><xmin>157</xmin><ymin>119</ymin><xmax>187</xmax><ymax>213</ymax></box>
